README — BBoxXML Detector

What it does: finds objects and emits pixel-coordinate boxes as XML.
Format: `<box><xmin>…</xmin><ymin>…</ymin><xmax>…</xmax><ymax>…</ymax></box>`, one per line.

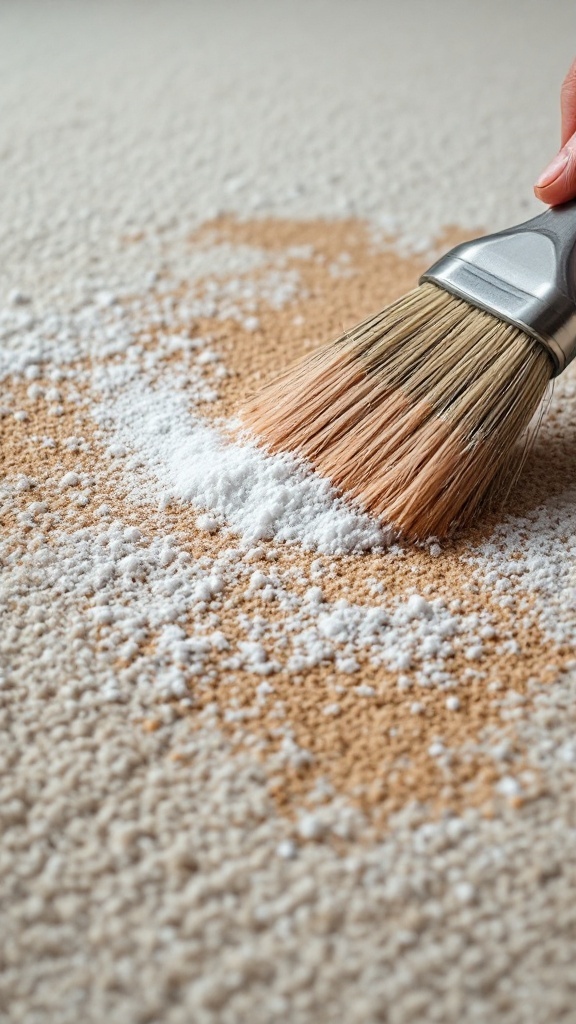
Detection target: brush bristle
<box><xmin>242</xmin><ymin>283</ymin><xmax>553</xmax><ymax>539</ymax></box>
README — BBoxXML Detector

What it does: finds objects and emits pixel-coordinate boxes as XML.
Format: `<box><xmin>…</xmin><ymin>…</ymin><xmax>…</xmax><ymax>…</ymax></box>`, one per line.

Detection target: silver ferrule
<box><xmin>420</xmin><ymin>201</ymin><xmax>576</xmax><ymax>377</ymax></box>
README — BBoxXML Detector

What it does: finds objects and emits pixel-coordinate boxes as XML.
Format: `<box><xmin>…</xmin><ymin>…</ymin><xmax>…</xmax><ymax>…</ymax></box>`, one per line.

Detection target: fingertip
<box><xmin>534</xmin><ymin>148</ymin><xmax>576</xmax><ymax>206</ymax></box>
<box><xmin>534</xmin><ymin>180</ymin><xmax>569</xmax><ymax>207</ymax></box>
<box><xmin>533</xmin><ymin>181</ymin><xmax>560</xmax><ymax>205</ymax></box>
<box><xmin>535</xmin><ymin>149</ymin><xmax>569</xmax><ymax>190</ymax></box>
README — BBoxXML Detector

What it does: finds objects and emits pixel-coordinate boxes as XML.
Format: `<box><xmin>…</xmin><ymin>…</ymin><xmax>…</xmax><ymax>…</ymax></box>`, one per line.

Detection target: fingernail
<box><xmin>535</xmin><ymin>149</ymin><xmax>570</xmax><ymax>189</ymax></box>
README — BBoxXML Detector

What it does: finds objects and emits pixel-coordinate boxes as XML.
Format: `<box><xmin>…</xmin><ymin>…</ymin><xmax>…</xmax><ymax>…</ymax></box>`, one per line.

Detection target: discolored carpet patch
<box><xmin>3</xmin><ymin>216</ymin><xmax>571</xmax><ymax>835</ymax></box>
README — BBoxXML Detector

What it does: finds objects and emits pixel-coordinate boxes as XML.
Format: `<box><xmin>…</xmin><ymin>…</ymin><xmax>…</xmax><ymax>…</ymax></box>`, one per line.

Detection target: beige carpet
<box><xmin>2</xmin><ymin>3</ymin><xmax>576</xmax><ymax>1022</ymax></box>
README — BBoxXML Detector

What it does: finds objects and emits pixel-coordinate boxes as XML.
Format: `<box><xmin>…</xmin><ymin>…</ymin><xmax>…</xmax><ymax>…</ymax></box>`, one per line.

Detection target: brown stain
<box><xmin>2</xmin><ymin>215</ymin><xmax>569</xmax><ymax>829</ymax></box>
<box><xmin>183</xmin><ymin>538</ymin><xmax>557</xmax><ymax>824</ymax></box>
<box><xmin>187</xmin><ymin>216</ymin><xmax>474</xmax><ymax>417</ymax></box>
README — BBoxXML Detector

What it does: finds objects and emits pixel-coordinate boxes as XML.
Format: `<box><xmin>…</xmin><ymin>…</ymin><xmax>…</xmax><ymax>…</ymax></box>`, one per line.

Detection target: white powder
<box><xmin>457</xmin><ymin>362</ymin><xmax>576</xmax><ymax>645</ymax></box>
<box><xmin>94</xmin><ymin>382</ymin><xmax>387</xmax><ymax>555</ymax></box>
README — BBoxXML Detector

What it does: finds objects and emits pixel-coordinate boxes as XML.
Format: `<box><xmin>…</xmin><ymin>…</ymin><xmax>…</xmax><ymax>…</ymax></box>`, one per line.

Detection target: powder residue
<box><xmin>3</xmin><ymin>214</ymin><xmax>573</xmax><ymax>830</ymax></box>
<box><xmin>94</xmin><ymin>382</ymin><xmax>387</xmax><ymax>553</ymax></box>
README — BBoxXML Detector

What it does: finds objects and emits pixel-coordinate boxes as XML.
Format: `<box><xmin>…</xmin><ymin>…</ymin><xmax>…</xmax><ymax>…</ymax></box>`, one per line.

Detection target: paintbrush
<box><xmin>243</xmin><ymin>202</ymin><xmax>576</xmax><ymax>539</ymax></box>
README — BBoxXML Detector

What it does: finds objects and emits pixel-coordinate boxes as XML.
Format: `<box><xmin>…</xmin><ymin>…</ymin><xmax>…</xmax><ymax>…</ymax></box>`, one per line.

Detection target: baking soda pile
<box><xmin>95</xmin><ymin>381</ymin><xmax>387</xmax><ymax>553</ymax></box>
<box><xmin>3</xmin><ymin>4</ymin><xmax>576</xmax><ymax>1023</ymax></box>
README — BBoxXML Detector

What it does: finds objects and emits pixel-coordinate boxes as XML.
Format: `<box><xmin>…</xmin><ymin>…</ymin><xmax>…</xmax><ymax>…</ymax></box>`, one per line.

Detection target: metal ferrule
<box><xmin>420</xmin><ymin>200</ymin><xmax>576</xmax><ymax>376</ymax></box>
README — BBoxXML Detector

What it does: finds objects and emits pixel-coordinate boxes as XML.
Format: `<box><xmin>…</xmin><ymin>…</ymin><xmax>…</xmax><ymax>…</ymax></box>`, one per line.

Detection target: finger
<box><xmin>534</xmin><ymin>137</ymin><xmax>576</xmax><ymax>206</ymax></box>
<box><xmin>561</xmin><ymin>58</ymin><xmax>576</xmax><ymax>146</ymax></box>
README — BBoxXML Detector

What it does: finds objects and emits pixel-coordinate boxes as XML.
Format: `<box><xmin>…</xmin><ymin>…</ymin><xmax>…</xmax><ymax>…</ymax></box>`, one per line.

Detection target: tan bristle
<box><xmin>242</xmin><ymin>283</ymin><xmax>553</xmax><ymax>539</ymax></box>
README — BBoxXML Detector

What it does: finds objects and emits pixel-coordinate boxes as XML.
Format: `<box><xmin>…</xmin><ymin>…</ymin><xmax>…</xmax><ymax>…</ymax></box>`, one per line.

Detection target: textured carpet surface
<box><xmin>2</xmin><ymin>3</ymin><xmax>576</xmax><ymax>1023</ymax></box>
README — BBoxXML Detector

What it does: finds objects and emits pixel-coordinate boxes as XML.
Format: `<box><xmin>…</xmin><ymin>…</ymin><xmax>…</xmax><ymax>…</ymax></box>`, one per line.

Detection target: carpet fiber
<box><xmin>2</xmin><ymin>3</ymin><xmax>576</xmax><ymax>1022</ymax></box>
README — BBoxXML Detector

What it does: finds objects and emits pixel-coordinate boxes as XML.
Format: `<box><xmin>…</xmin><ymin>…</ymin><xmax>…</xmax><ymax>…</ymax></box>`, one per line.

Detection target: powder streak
<box><xmin>95</xmin><ymin>383</ymin><xmax>388</xmax><ymax>554</ymax></box>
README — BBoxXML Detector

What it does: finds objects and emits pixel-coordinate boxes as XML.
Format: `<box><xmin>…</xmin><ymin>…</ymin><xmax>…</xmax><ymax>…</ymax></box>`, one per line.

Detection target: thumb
<box><xmin>534</xmin><ymin>138</ymin><xmax>576</xmax><ymax>206</ymax></box>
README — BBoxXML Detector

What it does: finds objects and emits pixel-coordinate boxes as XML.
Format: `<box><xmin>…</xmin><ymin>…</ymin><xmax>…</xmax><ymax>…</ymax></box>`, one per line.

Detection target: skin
<box><xmin>534</xmin><ymin>58</ymin><xmax>576</xmax><ymax>205</ymax></box>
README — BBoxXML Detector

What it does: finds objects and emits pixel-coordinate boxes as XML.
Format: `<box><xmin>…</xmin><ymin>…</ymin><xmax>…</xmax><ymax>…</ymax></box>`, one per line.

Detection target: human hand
<box><xmin>535</xmin><ymin>58</ymin><xmax>576</xmax><ymax>206</ymax></box>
